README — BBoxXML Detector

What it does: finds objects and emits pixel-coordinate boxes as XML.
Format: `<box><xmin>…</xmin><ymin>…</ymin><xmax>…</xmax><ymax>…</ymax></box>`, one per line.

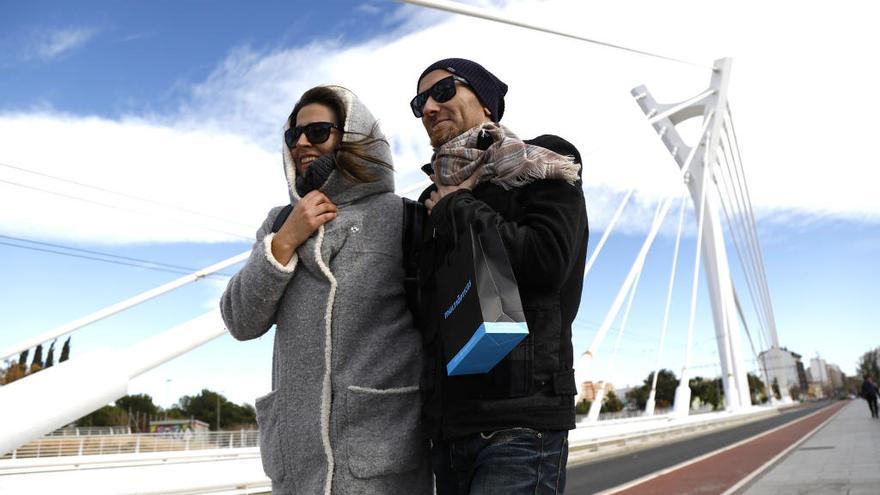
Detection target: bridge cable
<box><xmin>717</xmin><ymin>114</ymin><xmax>775</xmax><ymax>341</ymax></box>
<box><xmin>0</xmin><ymin>234</ymin><xmax>233</xmax><ymax>279</ymax></box>
<box><xmin>0</xmin><ymin>161</ymin><xmax>255</xmax><ymax>230</ymax></box>
<box><xmin>583</xmin><ymin>188</ymin><xmax>636</xmax><ymax>277</ymax></box>
<box><xmin>575</xmin><ymin>111</ymin><xmax>715</xmax><ymax>390</ymax></box>
<box><xmin>726</xmin><ymin>105</ymin><xmax>780</xmax><ymax>343</ymax></box>
<box><xmin>586</xmin><ymin>200</ymin><xmax>660</xmax><ymax>419</ymax></box>
<box><xmin>680</xmin><ymin>136</ymin><xmax>715</xmax><ymax>385</ymax></box>
<box><xmin>399</xmin><ymin>0</ymin><xmax>714</xmax><ymax>70</ymax></box>
<box><xmin>645</xmin><ymin>188</ymin><xmax>688</xmax><ymax>415</ymax></box>
<box><xmin>713</xmin><ymin>134</ymin><xmax>772</xmax><ymax>343</ymax></box>
<box><xmin>0</xmin><ymin>177</ymin><xmax>252</xmax><ymax>241</ymax></box>
<box><xmin>732</xmin><ymin>288</ymin><xmax>775</xmax><ymax>402</ymax></box>
<box><xmin>0</xmin><ymin>251</ymin><xmax>251</xmax><ymax>363</ymax></box>
<box><xmin>719</xmin><ymin>114</ymin><xmax>776</xmax><ymax>349</ymax></box>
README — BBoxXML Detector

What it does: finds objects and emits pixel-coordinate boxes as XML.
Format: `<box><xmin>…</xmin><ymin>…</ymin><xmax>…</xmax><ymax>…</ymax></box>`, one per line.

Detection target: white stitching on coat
<box><xmin>313</xmin><ymin>224</ymin><xmax>337</xmax><ymax>495</ymax></box>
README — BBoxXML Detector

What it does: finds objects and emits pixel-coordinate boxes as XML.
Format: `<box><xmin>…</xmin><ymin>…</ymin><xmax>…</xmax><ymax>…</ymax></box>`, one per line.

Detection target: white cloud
<box><xmin>2</xmin><ymin>0</ymin><xmax>879</xmax><ymax>246</ymax></box>
<box><xmin>29</xmin><ymin>27</ymin><xmax>97</xmax><ymax>61</ymax></box>
<box><xmin>357</xmin><ymin>3</ymin><xmax>383</xmax><ymax>15</ymax></box>
<box><xmin>172</xmin><ymin>0</ymin><xmax>880</xmax><ymax>226</ymax></box>
<box><xmin>0</xmin><ymin>113</ymin><xmax>283</xmax><ymax>244</ymax></box>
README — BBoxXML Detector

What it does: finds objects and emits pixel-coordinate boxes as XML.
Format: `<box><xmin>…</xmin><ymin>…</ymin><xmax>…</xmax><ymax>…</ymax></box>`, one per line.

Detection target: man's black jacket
<box><xmin>414</xmin><ymin>134</ymin><xmax>589</xmax><ymax>439</ymax></box>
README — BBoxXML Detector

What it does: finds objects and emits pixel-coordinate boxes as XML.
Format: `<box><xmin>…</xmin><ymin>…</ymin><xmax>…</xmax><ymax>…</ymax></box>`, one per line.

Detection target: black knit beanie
<box><xmin>417</xmin><ymin>58</ymin><xmax>508</xmax><ymax>122</ymax></box>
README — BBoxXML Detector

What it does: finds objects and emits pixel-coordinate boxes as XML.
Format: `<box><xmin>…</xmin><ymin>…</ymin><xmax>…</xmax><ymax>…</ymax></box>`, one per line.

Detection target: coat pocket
<box><xmin>255</xmin><ymin>390</ymin><xmax>285</xmax><ymax>482</ymax></box>
<box><xmin>345</xmin><ymin>385</ymin><xmax>424</xmax><ymax>479</ymax></box>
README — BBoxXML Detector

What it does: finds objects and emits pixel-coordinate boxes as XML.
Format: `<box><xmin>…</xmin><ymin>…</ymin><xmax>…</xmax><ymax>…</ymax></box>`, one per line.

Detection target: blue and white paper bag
<box><xmin>436</xmin><ymin>225</ymin><xmax>529</xmax><ymax>376</ymax></box>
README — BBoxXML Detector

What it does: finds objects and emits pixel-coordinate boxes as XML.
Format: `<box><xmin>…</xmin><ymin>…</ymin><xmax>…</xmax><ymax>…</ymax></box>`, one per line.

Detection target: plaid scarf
<box><xmin>432</xmin><ymin>122</ymin><xmax>580</xmax><ymax>190</ymax></box>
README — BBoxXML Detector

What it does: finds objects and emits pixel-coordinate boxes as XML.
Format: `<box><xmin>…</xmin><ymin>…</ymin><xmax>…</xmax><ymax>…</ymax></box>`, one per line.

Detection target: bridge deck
<box><xmin>606</xmin><ymin>400</ymin><xmax>844</xmax><ymax>494</ymax></box>
<box><xmin>3</xmin><ymin>400</ymin><xmax>873</xmax><ymax>494</ymax></box>
<box><xmin>570</xmin><ymin>399</ymin><xmax>873</xmax><ymax>495</ymax></box>
<box><xmin>739</xmin><ymin>399</ymin><xmax>880</xmax><ymax>495</ymax></box>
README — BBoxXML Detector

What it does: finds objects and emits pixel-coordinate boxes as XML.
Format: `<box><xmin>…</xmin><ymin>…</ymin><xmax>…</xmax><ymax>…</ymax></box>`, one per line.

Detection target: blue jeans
<box><xmin>432</xmin><ymin>428</ymin><xmax>568</xmax><ymax>494</ymax></box>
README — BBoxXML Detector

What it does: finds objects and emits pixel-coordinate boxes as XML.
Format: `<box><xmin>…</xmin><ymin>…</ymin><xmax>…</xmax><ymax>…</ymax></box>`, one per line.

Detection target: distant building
<box><xmin>807</xmin><ymin>382</ymin><xmax>825</xmax><ymax>399</ymax></box>
<box><xmin>826</xmin><ymin>363</ymin><xmax>845</xmax><ymax>390</ymax></box>
<box><xmin>579</xmin><ymin>381</ymin><xmax>614</xmax><ymax>402</ymax></box>
<box><xmin>809</xmin><ymin>356</ymin><xmax>829</xmax><ymax>385</ymax></box>
<box><xmin>149</xmin><ymin>418</ymin><xmax>209</xmax><ymax>434</ymax></box>
<box><xmin>795</xmin><ymin>360</ymin><xmax>808</xmax><ymax>393</ymax></box>
<box><xmin>758</xmin><ymin>346</ymin><xmax>807</xmax><ymax>393</ymax></box>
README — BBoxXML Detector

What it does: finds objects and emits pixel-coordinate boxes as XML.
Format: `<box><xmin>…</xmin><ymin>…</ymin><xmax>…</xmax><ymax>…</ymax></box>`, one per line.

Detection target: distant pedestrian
<box><xmin>860</xmin><ymin>376</ymin><xmax>879</xmax><ymax>418</ymax></box>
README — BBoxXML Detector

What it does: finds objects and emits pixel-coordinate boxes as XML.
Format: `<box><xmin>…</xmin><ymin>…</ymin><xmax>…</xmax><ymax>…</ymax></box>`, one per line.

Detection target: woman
<box><xmin>220</xmin><ymin>86</ymin><xmax>431</xmax><ymax>494</ymax></box>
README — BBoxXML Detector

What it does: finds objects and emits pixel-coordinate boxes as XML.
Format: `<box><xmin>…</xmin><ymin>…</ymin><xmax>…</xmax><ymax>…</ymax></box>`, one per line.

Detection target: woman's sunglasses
<box><xmin>410</xmin><ymin>75</ymin><xmax>469</xmax><ymax>118</ymax></box>
<box><xmin>285</xmin><ymin>122</ymin><xmax>340</xmax><ymax>148</ymax></box>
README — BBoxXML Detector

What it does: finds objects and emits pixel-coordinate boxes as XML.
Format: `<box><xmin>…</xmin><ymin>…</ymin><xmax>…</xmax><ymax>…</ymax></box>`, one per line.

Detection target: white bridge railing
<box><xmin>3</xmin><ymin>430</ymin><xmax>259</xmax><ymax>460</ymax></box>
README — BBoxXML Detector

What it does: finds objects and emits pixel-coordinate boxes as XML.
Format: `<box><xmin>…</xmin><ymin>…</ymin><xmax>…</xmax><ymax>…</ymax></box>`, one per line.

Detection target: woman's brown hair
<box><xmin>288</xmin><ymin>86</ymin><xmax>392</xmax><ymax>183</ymax></box>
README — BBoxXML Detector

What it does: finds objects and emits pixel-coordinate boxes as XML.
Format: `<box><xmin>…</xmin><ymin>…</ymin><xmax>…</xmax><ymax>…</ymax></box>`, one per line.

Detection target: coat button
<box><xmin>350</xmin><ymin>226</ymin><xmax>359</xmax><ymax>233</ymax></box>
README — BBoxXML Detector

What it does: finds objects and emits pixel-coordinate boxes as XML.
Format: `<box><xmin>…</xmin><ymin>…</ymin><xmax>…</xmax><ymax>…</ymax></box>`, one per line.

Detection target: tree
<box><xmin>575</xmin><ymin>399</ymin><xmax>591</xmax><ymax>415</ymax></box>
<box><xmin>60</xmin><ymin>337</ymin><xmax>71</xmax><ymax>362</ymax></box>
<box><xmin>76</xmin><ymin>405</ymin><xmax>128</xmax><ymax>427</ymax></box>
<box><xmin>0</xmin><ymin>361</ymin><xmax>8</xmax><ymax>384</ymax></box>
<box><xmin>626</xmin><ymin>369</ymin><xmax>679</xmax><ymax>409</ymax></box>
<box><xmin>179</xmin><ymin>389</ymin><xmax>224</xmax><ymax>430</ymax></box>
<box><xmin>771</xmin><ymin>378</ymin><xmax>781</xmax><ymax>400</ymax></box>
<box><xmin>176</xmin><ymin>389</ymin><xmax>258</xmax><ymax>430</ymax></box>
<box><xmin>690</xmin><ymin>376</ymin><xmax>723</xmax><ymax>410</ymax></box>
<box><xmin>856</xmin><ymin>348</ymin><xmax>880</xmax><ymax>382</ymax></box>
<box><xmin>45</xmin><ymin>340</ymin><xmax>56</xmax><ymax>369</ymax></box>
<box><xmin>224</xmin><ymin>403</ymin><xmax>257</xmax><ymax>430</ymax></box>
<box><xmin>747</xmin><ymin>373</ymin><xmax>768</xmax><ymax>404</ymax></box>
<box><xmin>163</xmin><ymin>406</ymin><xmax>188</xmax><ymax>420</ymax></box>
<box><xmin>30</xmin><ymin>344</ymin><xmax>44</xmax><ymax>373</ymax></box>
<box><xmin>601</xmin><ymin>391</ymin><xmax>624</xmax><ymax>413</ymax></box>
<box><xmin>2</xmin><ymin>361</ymin><xmax>26</xmax><ymax>384</ymax></box>
<box><xmin>18</xmin><ymin>349</ymin><xmax>29</xmax><ymax>368</ymax></box>
<box><xmin>116</xmin><ymin>394</ymin><xmax>159</xmax><ymax>432</ymax></box>
<box><xmin>116</xmin><ymin>394</ymin><xmax>159</xmax><ymax>416</ymax></box>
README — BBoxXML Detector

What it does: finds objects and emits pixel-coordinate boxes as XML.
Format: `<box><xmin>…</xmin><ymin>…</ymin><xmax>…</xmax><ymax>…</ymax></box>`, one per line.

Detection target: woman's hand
<box><xmin>271</xmin><ymin>191</ymin><xmax>338</xmax><ymax>264</ymax></box>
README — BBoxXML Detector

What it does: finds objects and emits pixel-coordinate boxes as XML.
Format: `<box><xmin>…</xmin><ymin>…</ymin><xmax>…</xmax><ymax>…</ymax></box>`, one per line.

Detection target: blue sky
<box><xmin>2</xmin><ymin>0</ymin><xmax>878</xmax><ymax>409</ymax></box>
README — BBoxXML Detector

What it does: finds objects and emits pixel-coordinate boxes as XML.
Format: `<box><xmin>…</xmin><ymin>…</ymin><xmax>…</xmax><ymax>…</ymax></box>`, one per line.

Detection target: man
<box><xmin>410</xmin><ymin>58</ymin><xmax>588</xmax><ymax>494</ymax></box>
<box><xmin>862</xmin><ymin>376</ymin><xmax>879</xmax><ymax>419</ymax></box>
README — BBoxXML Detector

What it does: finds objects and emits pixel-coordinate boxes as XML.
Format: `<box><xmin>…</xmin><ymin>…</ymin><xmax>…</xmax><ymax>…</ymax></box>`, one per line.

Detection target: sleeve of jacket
<box><xmin>432</xmin><ymin>180</ymin><xmax>585</xmax><ymax>293</ymax></box>
<box><xmin>220</xmin><ymin>205</ymin><xmax>299</xmax><ymax>341</ymax></box>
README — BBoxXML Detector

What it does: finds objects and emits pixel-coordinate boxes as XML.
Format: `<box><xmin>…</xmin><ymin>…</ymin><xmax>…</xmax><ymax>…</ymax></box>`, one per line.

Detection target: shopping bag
<box><xmin>435</xmin><ymin>224</ymin><xmax>529</xmax><ymax>376</ymax></box>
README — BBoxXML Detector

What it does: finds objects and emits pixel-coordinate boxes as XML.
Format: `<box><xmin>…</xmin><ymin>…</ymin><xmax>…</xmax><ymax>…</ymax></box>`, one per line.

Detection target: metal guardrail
<box><xmin>2</xmin><ymin>430</ymin><xmax>259</xmax><ymax>460</ymax></box>
<box><xmin>47</xmin><ymin>426</ymin><xmax>132</xmax><ymax>436</ymax></box>
<box><xmin>597</xmin><ymin>407</ymin><xmax>670</xmax><ymax>420</ymax></box>
<box><xmin>584</xmin><ymin>405</ymin><xmax>714</xmax><ymax>422</ymax></box>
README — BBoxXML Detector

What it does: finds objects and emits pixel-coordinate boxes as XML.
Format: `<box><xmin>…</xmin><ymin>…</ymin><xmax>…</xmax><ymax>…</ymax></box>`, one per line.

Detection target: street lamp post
<box><xmin>164</xmin><ymin>378</ymin><xmax>172</xmax><ymax>420</ymax></box>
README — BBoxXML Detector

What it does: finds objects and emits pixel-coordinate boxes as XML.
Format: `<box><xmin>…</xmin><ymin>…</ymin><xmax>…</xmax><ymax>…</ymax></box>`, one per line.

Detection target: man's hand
<box><xmin>271</xmin><ymin>191</ymin><xmax>338</xmax><ymax>264</ymax></box>
<box><xmin>424</xmin><ymin>173</ymin><xmax>479</xmax><ymax>214</ymax></box>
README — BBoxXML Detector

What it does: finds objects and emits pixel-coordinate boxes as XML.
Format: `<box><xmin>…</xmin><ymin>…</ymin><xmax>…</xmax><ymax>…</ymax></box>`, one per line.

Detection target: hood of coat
<box><xmin>281</xmin><ymin>85</ymin><xmax>394</xmax><ymax>206</ymax></box>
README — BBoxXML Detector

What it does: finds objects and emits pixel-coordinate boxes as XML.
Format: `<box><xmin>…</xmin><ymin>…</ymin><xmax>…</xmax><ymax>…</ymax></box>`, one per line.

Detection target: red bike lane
<box><xmin>606</xmin><ymin>401</ymin><xmax>846</xmax><ymax>495</ymax></box>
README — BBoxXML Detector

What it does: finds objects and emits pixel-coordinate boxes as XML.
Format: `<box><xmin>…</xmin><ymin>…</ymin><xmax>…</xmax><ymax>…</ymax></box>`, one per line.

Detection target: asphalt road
<box><xmin>566</xmin><ymin>400</ymin><xmax>833</xmax><ymax>494</ymax></box>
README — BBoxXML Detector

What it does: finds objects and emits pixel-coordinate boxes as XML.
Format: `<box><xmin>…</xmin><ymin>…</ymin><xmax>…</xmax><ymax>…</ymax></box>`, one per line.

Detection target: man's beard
<box><xmin>429</xmin><ymin>122</ymin><xmax>462</xmax><ymax>148</ymax></box>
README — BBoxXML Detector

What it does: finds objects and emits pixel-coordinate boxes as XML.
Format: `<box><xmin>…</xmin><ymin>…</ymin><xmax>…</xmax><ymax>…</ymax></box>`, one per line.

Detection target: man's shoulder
<box><xmin>524</xmin><ymin>134</ymin><xmax>582</xmax><ymax>165</ymax></box>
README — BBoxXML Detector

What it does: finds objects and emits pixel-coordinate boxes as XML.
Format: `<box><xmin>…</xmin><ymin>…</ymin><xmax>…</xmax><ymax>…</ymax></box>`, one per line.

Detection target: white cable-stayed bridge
<box><xmin>0</xmin><ymin>1</ymin><xmax>818</xmax><ymax>493</ymax></box>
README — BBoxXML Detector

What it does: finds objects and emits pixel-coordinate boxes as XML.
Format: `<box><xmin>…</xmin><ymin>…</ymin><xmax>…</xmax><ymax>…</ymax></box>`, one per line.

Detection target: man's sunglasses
<box><xmin>284</xmin><ymin>122</ymin><xmax>340</xmax><ymax>148</ymax></box>
<box><xmin>410</xmin><ymin>75</ymin><xmax>469</xmax><ymax>118</ymax></box>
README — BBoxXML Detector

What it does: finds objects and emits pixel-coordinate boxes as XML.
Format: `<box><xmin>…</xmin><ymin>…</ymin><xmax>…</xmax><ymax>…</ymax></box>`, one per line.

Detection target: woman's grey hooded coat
<box><xmin>220</xmin><ymin>86</ymin><xmax>431</xmax><ymax>494</ymax></box>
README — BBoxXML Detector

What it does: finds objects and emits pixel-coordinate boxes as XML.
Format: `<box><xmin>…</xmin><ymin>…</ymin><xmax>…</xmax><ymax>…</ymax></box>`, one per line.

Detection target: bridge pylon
<box><xmin>633</xmin><ymin>58</ymin><xmax>752</xmax><ymax>413</ymax></box>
